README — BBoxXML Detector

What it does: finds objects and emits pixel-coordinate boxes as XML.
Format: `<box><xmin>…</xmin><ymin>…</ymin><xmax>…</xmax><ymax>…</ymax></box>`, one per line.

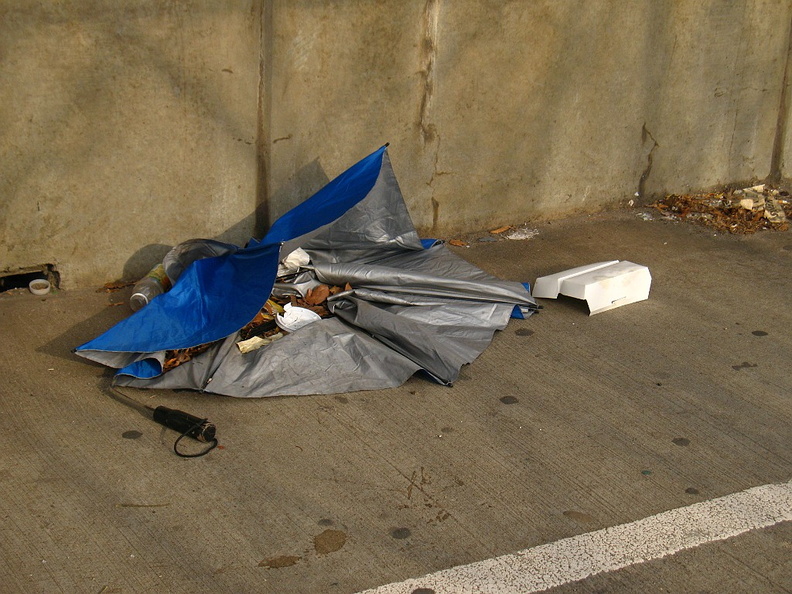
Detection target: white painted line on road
<box><xmin>361</xmin><ymin>479</ymin><xmax>792</xmax><ymax>594</ymax></box>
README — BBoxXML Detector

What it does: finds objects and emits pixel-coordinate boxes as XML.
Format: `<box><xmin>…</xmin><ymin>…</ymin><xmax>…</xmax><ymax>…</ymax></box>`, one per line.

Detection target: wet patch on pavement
<box><xmin>314</xmin><ymin>529</ymin><xmax>347</xmax><ymax>554</ymax></box>
<box><xmin>391</xmin><ymin>527</ymin><xmax>411</xmax><ymax>539</ymax></box>
<box><xmin>259</xmin><ymin>555</ymin><xmax>301</xmax><ymax>569</ymax></box>
<box><xmin>732</xmin><ymin>362</ymin><xmax>758</xmax><ymax>371</ymax></box>
<box><xmin>563</xmin><ymin>510</ymin><xmax>597</xmax><ymax>525</ymax></box>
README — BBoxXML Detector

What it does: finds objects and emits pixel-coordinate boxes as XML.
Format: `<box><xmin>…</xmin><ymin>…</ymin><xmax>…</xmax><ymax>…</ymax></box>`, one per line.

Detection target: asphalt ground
<box><xmin>1</xmin><ymin>208</ymin><xmax>790</xmax><ymax>593</ymax></box>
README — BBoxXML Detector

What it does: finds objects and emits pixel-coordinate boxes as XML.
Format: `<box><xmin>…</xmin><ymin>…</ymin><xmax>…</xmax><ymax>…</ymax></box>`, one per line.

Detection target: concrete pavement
<box><xmin>1</xmin><ymin>209</ymin><xmax>790</xmax><ymax>593</ymax></box>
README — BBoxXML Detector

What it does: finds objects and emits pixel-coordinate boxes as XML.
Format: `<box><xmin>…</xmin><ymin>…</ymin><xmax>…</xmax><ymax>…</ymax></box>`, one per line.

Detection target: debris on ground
<box><xmin>237</xmin><ymin>332</ymin><xmax>283</xmax><ymax>354</ymax></box>
<box><xmin>506</xmin><ymin>226</ymin><xmax>540</xmax><ymax>240</ymax></box>
<box><xmin>445</xmin><ymin>224</ymin><xmax>538</xmax><ymax>245</ymax></box>
<box><xmin>238</xmin><ymin>299</ymin><xmax>283</xmax><ymax>340</ymax></box>
<box><xmin>97</xmin><ymin>280</ymin><xmax>137</xmax><ymax>307</ymax></box>
<box><xmin>533</xmin><ymin>260</ymin><xmax>651</xmax><ymax>315</ymax></box>
<box><xmin>76</xmin><ymin>145</ymin><xmax>538</xmax><ymax>398</ymax></box>
<box><xmin>97</xmin><ymin>280</ymin><xmax>135</xmax><ymax>293</ymax></box>
<box><xmin>129</xmin><ymin>264</ymin><xmax>172</xmax><ymax>311</ymax></box>
<box><xmin>163</xmin><ymin>342</ymin><xmax>217</xmax><ymax>373</ymax></box>
<box><xmin>650</xmin><ymin>184</ymin><xmax>791</xmax><ymax>234</ymax></box>
<box><xmin>276</xmin><ymin>304</ymin><xmax>322</xmax><ymax>333</ymax></box>
<box><xmin>489</xmin><ymin>225</ymin><xmax>513</xmax><ymax>234</ymax></box>
<box><xmin>164</xmin><ymin>279</ymin><xmax>355</xmax><ymax>367</ymax></box>
<box><xmin>235</xmin><ymin>301</ymin><xmax>285</xmax><ymax>353</ymax></box>
<box><xmin>285</xmin><ymin>283</ymin><xmax>351</xmax><ymax>318</ymax></box>
<box><xmin>131</xmin><ymin>241</ymin><xmax>356</xmax><ymax>370</ymax></box>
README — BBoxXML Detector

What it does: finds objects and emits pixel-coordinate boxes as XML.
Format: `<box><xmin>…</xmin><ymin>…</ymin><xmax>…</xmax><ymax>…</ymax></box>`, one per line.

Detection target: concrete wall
<box><xmin>269</xmin><ymin>0</ymin><xmax>792</xmax><ymax>234</ymax></box>
<box><xmin>0</xmin><ymin>1</ymin><xmax>262</xmax><ymax>288</ymax></box>
<box><xmin>2</xmin><ymin>1</ymin><xmax>791</xmax><ymax>288</ymax></box>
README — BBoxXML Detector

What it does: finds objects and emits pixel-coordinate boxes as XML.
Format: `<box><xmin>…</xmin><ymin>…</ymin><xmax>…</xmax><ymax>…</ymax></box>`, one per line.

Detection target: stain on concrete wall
<box><xmin>0</xmin><ymin>1</ymin><xmax>260</xmax><ymax>288</ymax></box>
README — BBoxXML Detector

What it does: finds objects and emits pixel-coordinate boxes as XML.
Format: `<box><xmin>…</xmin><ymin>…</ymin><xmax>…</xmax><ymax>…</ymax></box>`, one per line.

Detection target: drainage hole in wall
<box><xmin>0</xmin><ymin>265</ymin><xmax>60</xmax><ymax>294</ymax></box>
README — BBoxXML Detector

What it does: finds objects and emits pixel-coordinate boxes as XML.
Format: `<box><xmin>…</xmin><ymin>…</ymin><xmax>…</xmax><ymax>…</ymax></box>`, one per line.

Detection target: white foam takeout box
<box><xmin>532</xmin><ymin>261</ymin><xmax>651</xmax><ymax>315</ymax></box>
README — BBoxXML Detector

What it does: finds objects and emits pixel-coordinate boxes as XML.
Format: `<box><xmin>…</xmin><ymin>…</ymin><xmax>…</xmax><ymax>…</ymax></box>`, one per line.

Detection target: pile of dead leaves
<box><xmin>651</xmin><ymin>186</ymin><xmax>791</xmax><ymax>234</ymax></box>
<box><xmin>238</xmin><ymin>300</ymin><xmax>283</xmax><ymax>341</ymax></box>
<box><xmin>163</xmin><ymin>342</ymin><xmax>217</xmax><ymax>373</ymax></box>
<box><xmin>162</xmin><ymin>282</ymin><xmax>353</xmax><ymax>372</ymax></box>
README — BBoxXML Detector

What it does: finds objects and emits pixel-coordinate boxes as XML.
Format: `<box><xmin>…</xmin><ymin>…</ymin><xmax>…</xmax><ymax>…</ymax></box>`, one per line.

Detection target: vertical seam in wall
<box><xmin>255</xmin><ymin>0</ymin><xmax>273</xmax><ymax>236</ymax></box>
<box><xmin>421</xmin><ymin>0</ymin><xmax>441</xmax><ymax>233</ymax></box>
<box><xmin>727</xmin><ymin>3</ymin><xmax>750</xmax><ymax>171</ymax></box>
<box><xmin>768</xmin><ymin>8</ymin><xmax>792</xmax><ymax>182</ymax></box>
<box><xmin>419</xmin><ymin>0</ymin><xmax>440</xmax><ymax>146</ymax></box>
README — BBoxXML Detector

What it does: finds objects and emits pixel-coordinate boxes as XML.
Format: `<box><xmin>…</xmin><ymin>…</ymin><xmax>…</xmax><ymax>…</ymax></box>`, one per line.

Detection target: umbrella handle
<box><xmin>152</xmin><ymin>406</ymin><xmax>216</xmax><ymax>442</ymax></box>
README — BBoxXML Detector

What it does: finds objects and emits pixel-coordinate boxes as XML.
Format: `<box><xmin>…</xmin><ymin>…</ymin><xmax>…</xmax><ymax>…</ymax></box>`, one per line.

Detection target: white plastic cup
<box><xmin>29</xmin><ymin>279</ymin><xmax>51</xmax><ymax>295</ymax></box>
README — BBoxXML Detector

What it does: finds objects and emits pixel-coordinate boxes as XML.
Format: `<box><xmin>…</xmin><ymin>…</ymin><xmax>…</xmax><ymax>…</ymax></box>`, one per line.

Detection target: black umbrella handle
<box><xmin>152</xmin><ymin>406</ymin><xmax>216</xmax><ymax>443</ymax></box>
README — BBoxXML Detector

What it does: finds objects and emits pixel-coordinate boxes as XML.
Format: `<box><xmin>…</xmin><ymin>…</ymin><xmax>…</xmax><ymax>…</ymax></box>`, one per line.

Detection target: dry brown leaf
<box><xmin>449</xmin><ymin>239</ymin><xmax>468</xmax><ymax>247</ymax></box>
<box><xmin>263</xmin><ymin>300</ymin><xmax>282</xmax><ymax>315</ymax></box>
<box><xmin>305</xmin><ymin>284</ymin><xmax>331</xmax><ymax>305</ymax></box>
<box><xmin>306</xmin><ymin>305</ymin><xmax>330</xmax><ymax>317</ymax></box>
<box><xmin>489</xmin><ymin>225</ymin><xmax>512</xmax><ymax>234</ymax></box>
<box><xmin>97</xmin><ymin>280</ymin><xmax>135</xmax><ymax>293</ymax></box>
